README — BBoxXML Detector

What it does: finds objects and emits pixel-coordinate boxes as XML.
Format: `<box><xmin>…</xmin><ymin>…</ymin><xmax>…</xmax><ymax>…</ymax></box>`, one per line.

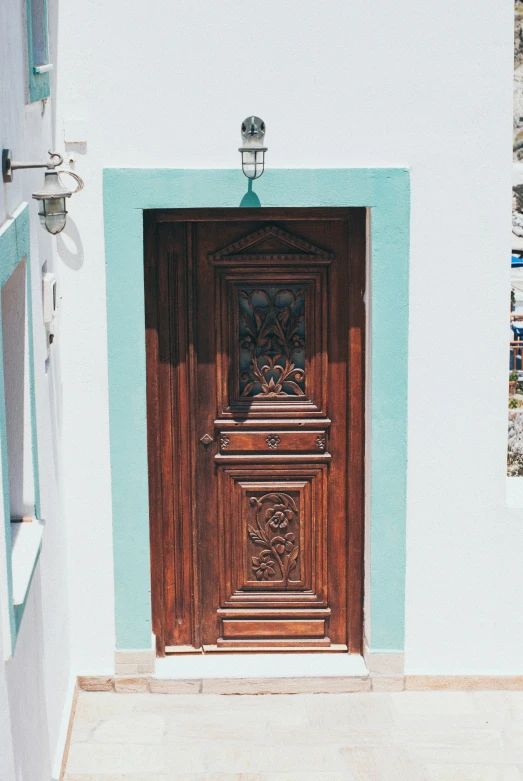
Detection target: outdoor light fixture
<box><xmin>2</xmin><ymin>149</ymin><xmax>84</xmax><ymax>235</ymax></box>
<box><xmin>239</xmin><ymin>116</ymin><xmax>267</xmax><ymax>180</ymax></box>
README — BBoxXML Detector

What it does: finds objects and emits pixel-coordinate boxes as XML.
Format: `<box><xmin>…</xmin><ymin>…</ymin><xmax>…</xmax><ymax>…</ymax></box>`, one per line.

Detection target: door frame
<box><xmin>144</xmin><ymin>208</ymin><xmax>366</xmax><ymax>655</ymax></box>
<box><xmin>103</xmin><ymin>168</ymin><xmax>410</xmax><ymax>660</ymax></box>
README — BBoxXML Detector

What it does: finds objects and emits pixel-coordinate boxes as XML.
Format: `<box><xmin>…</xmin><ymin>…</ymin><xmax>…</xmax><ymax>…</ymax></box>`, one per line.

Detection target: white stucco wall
<box><xmin>0</xmin><ymin>0</ymin><xmax>74</xmax><ymax>777</ymax></box>
<box><xmin>0</xmin><ymin>602</ymin><xmax>15</xmax><ymax>781</ymax></box>
<box><xmin>52</xmin><ymin>0</ymin><xmax>519</xmax><ymax>674</ymax></box>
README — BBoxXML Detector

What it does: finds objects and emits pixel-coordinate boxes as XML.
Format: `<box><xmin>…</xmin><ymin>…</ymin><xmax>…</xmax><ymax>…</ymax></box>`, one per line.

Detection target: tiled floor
<box><xmin>64</xmin><ymin>689</ymin><xmax>523</xmax><ymax>780</ymax></box>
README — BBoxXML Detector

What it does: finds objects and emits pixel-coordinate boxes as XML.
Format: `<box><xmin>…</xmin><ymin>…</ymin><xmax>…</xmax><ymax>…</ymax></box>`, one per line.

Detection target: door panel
<box><xmin>218</xmin><ymin>465</ymin><xmax>326</xmax><ymax>596</ymax></box>
<box><xmin>145</xmin><ymin>208</ymin><xmax>365</xmax><ymax>655</ymax></box>
<box><xmin>215</xmin><ymin>268</ymin><xmax>327</xmax><ymax>418</ymax></box>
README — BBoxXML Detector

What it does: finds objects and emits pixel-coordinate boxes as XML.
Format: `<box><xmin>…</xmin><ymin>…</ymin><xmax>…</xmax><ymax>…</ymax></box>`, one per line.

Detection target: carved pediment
<box><xmin>208</xmin><ymin>224</ymin><xmax>334</xmax><ymax>264</ymax></box>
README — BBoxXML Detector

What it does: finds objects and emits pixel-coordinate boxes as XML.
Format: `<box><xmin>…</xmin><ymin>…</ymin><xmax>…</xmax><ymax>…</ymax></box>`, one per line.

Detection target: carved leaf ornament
<box><xmin>248</xmin><ymin>492</ymin><xmax>299</xmax><ymax>584</ymax></box>
<box><xmin>239</xmin><ymin>288</ymin><xmax>305</xmax><ymax>397</ymax></box>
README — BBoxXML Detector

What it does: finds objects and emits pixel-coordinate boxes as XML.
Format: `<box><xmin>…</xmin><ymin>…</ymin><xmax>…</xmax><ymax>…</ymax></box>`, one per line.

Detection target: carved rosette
<box><xmin>316</xmin><ymin>433</ymin><xmax>326</xmax><ymax>451</ymax></box>
<box><xmin>247</xmin><ymin>493</ymin><xmax>299</xmax><ymax>584</ymax></box>
<box><xmin>220</xmin><ymin>433</ymin><xmax>230</xmax><ymax>450</ymax></box>
<box><xmin>266</xmin><ymin>434</ymin><xmax>281</xmax><ymax>449</ymax></box>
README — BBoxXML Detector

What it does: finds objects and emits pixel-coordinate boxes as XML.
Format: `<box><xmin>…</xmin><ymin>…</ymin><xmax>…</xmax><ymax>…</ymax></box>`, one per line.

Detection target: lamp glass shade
<box><xmin>32</xmin><ymin>171</ymin><xmax>73</xmax><ymax>234</ymax></box>
<box><xmin>38</xmin><ymin>197</ymin><xmax>67</xmax><ymax>234</ymax></box>
<box><xmin>240</xmin><ymin>148</ymin><xmax>265</xmax><ymax>180</ymax></box>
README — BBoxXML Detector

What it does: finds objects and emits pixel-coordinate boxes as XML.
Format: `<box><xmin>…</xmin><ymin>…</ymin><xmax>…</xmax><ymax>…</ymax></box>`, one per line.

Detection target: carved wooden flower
<box><xmin>291</xmin><ymin>334</ymin><xmax>304</xmax><ymax>350</ymax></box>
<box><xmin>266</xmin><ymin>504</ymin><xmax>294</xmax><ymax>531</ymax></box>
<box><xmin>266</xmin><ymin>434</ymin><xmax>281</xmax><ymax>449</ymax></box>
<box><xmin>272</xmin><ymin>532</ymin><xmax>295</xmax><ymax>555</ymax></box>
<box><xmin>252</xmin><ymin>550</ymin><xmax>275</xmax><ymax>580</ymax></box>
<box><xmin>239</xmin><ymin>335</ymin><xmax>255</xmax><ymax>352</ymax></box>
<box><xmin>316</xmin><ymin>433</ymin><xmax>326</xmax><ymax>451</ymax></box>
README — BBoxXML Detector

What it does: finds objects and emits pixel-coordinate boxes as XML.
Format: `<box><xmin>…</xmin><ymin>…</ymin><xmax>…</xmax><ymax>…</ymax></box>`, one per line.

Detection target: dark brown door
<box><xmin>145</xmin><ymin>208</ymin><xmax>365</xmax><ymax>654</ymax></box>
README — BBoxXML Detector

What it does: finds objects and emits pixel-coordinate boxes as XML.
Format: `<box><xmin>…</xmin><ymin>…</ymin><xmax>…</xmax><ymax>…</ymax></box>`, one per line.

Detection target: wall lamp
<box><xmin>239</xmin><ymin>116</ymin><xmax>267</xmax><ymax>180</ymax></box>
<box><xmin>2</xmin><ymin>149</ymin><xmax>84</xmax><ymax>235</ymax></box>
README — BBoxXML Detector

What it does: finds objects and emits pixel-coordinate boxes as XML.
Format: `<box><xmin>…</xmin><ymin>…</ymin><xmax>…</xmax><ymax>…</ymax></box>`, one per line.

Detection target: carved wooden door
<box><xmin>145</xmin><ymin>208</ymin><xmax>365</xmax><ymax>654</ymax></box>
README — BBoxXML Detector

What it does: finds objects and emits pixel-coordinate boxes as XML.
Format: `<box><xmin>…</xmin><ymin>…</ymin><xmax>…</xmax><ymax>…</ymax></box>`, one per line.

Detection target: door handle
<box><xmin>199</xmin><ymin>433</ymin><xmax>214</xmax><ymax>446</ymax></box>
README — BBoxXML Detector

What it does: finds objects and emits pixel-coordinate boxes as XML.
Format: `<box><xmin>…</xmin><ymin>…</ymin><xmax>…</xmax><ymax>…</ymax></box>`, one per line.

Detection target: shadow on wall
<box><xmin>56</xmin><ymin>217</ymin><xmax>84</xmax><ymax>271</ymax></box>
<box><xmin>240</xmin><ymin>181</ymin><xmax>261</xmax><ymax>208</ymax></box>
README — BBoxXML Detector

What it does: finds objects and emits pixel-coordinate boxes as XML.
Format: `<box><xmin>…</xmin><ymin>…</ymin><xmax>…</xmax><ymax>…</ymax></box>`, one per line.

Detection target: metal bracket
<box><xmin>2</xmin><ymin>149</ymin><xmax>63</xmax><ymax>184</ymax></box>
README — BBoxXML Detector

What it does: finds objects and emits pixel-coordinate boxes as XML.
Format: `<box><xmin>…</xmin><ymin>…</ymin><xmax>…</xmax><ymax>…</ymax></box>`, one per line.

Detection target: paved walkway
<box><xmin>64</xmin><ymin>689</ymin><xmax>523</xmax><ymax>780</ymax></box>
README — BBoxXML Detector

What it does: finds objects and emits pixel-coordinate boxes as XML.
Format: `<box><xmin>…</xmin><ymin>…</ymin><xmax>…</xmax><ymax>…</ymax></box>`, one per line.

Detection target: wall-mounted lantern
<box><xmin>2</xmin><ymin>149</ymin><xmax>83</xmax><ymax>235</ymax></box>
<box><xmin>239</xmin><ymin>116</ymin><xmax>267</xmax><ymax>180</ymax></box>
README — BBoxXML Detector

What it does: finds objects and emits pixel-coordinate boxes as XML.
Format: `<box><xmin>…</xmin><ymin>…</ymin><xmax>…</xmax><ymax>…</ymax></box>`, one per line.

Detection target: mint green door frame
<box><xmin>103</xmin><ymin>168</ymin><xmax>410</xmax><ymax>653</ymax></box>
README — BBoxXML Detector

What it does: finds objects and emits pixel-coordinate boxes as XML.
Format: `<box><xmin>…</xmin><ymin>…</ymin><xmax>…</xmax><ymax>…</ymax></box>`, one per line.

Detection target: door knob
<box><xmin>199</xmin><ymin>433</ymin><xmax>213</xmax><ymax>446</ymax></box>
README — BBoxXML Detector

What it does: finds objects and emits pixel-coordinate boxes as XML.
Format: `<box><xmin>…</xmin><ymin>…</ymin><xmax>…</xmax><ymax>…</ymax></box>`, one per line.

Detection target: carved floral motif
<box><xmin>239</xmin><ymin>288</ymin><xmax>305</xmax><ymax>397</ymax></box>
<box><xmin>316</xmin><ymin>433</ymin><xmax>326</xmax><ymax>451</ymax></box>
<box><xmin>265</xmin><ymin>434</ymin><xmax>281</xmax><ymax>449</ymax></box>
<box><xmin>247</xmin><ymin>493</ymin><xmax>299</xmax><ymax>584</ymax></box>
<box><xmin>252</xmin><ymin>551</ymin><xmax>275</xmax><ymax>581</ymax></box>
<box><xmin>220</xmin><ymin>433</ymin><xmax>230</xmax><ymax>450</ymax></box>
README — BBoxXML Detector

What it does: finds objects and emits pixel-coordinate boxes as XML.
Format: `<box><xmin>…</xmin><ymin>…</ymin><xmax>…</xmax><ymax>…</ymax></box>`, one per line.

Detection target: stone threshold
<box><xmin>79</xmin><ymin>673</ymin><xmax>373</xmax><ymax>694</ymax></box>
<box><xmin>77</xmin><ymin>673</ymin><xmax>523</xmax><ymax>695</ymax></box>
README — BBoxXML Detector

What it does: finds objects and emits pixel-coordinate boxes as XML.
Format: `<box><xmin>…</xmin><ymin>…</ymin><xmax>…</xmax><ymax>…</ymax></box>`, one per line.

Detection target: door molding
<box><xmin>103</xmin><ymin>168</ymin><xmax>410</xmax><ymax>655</ymax></box>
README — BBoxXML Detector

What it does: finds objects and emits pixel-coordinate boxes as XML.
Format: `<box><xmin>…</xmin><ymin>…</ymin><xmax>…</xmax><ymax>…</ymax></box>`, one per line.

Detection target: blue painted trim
<box><xmin>17</xmin><ymin>209</ymin><xmax>41</xmax><ymax>517</ymax></box>
<box><xmin>26</xmin><ymin>0</ymin><xmax>51</xmax><ymax>103</ymax></box>
<box><xmin>0</xmin><ymin>204</ymin><xmax>42</xmax><ymax>652</ymax></box>
<box><xmin>0</xmin><ymin>280</ymin><xmax>15</xmax><ymax>647</ymax></box>
<box><xmin>103</xmin><ymin>168</ymin><xmax>410</xmax><ymax>652</ymax></box>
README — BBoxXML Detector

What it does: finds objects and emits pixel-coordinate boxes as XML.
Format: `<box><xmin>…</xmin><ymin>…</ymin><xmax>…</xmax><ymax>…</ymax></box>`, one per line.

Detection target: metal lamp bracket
<box><xmin>2</xmin><ymin>149</ymin><xmax>63</xmax><ymax>184</ymax></box>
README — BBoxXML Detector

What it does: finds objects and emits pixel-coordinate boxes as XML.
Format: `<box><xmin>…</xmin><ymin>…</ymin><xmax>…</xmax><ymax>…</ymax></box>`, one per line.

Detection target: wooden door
<box><xmin>145</xmin><ymin>208</ymin><xmax>365</xmax><ymax>654</ymax></box>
